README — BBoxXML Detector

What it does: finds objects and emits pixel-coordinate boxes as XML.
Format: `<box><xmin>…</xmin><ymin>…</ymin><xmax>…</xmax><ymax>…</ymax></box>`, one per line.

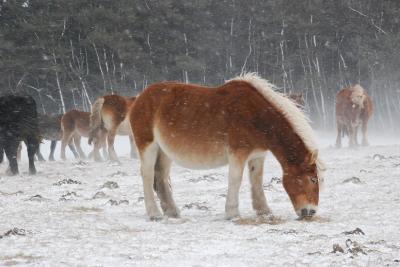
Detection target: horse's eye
<box><xmin>310</xmin><ymin>177</ymin><xmax>318</xmax><ymax>184</ymax></box>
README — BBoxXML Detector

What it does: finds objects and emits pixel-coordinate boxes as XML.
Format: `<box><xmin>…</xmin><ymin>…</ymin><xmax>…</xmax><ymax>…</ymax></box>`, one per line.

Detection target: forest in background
<box><xmin>1</xmin><ymin>0</ymin><xmax>400</xmax><ymax>132</ymax></box>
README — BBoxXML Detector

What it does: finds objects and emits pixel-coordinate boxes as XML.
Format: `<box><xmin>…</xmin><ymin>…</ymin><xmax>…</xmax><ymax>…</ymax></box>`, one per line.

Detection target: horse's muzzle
<box><xmin>296</xmin><ymin>205</ymin><xmax>317</xmax><ymax>219</ymax></box>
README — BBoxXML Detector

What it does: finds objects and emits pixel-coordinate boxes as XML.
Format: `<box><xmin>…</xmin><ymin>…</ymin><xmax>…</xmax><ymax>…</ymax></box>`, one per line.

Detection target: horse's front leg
<box><xmin>225</xmin><ymin>154</ymin><xmax>245</xmax><ymax>220</ymax></box>
<box><xmin>248</xmin><ymin>157</ymin><xmax>271</xmax><ymax>216</ymax></box>
<box><xmin>26</xmin><ymin>136</ymin><xmax>38</xmax><ymax>175</ymax></box>
<box><xmin>354</xmin><ymin>125</ymin><xmax>360</xmax><ymax>147</ymax></box>
<box><xmin>361</xmin><ymin>120</ymin><xmax>370</xmax><ymax>146</ymax></box>
<box><xmin>348</xmin><ymin>125</ymin><xmax>357</xmax><ymax>147</ymax></box>
<box><xmin>335</xmin><ymin>123</ymin><xmax>342</xmax><ymax>148</ymax></box>
<box><xmin>49</xmin><ymin>141</ymin><xmax>57</xmax><ymax>161</ymax></box>
<box><xmin>5</xmin><ymin>140</ymin><xmax>19</xmax><ymax>175</ymax></box>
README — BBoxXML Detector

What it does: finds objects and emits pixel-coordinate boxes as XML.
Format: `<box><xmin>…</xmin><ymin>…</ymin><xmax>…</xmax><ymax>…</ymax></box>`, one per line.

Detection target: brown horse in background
<box><xmin>335</xmin><ymin>84</ymin><xmax>373</xmax><ymax>148</ymax></box>
<box><xmin>61</xmin><ymin>110</ymin><xmax>107</xmax><ymax>161</ymax></box>
<box><xmin>36</xmin><ymin>114</ymin><xmax>78</xmax><ymax>161</ymax></box>
<box><xmin>130</xmin><ymin>73</ymin><xmax>325</xmax><ymax>221</ymax></box>
<box><xmin>89</xmin><ymin>95</ymin><xmax>136</xmax><ymax>162</ymax></box>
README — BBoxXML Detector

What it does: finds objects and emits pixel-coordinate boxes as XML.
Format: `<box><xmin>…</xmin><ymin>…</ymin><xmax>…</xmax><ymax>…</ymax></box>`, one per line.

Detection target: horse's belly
<box><xmin>154</xmin><ymin>128</ymin><xmax>228</xmax><ymax>169</ymax></box>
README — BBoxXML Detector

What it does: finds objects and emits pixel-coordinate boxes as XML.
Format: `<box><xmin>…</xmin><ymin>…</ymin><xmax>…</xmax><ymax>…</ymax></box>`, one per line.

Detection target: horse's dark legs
<box><xmin>49</xmin><ymin>141</ymin><xmax>57</xmax><ymax>161</ymax></box>
<box><xmin>26</xmin><ymin>136</ymin><xmax>38</xmax><ymax>175</ymax></box>
<box><xmin>4</xmin><ymin>140</ymin><xmax>19</xmax><ymax>175</ymax></box>
<box><xmin>0</xmin><ymin>145</ymin><xmax>4</xmax><ymax>164</ymax></box>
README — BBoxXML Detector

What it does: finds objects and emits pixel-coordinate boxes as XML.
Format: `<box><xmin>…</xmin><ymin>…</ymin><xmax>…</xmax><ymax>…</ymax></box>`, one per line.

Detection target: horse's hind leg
<box><xmin>92</xmin><ymin>138</ymin><xmax>103</xmax><ymax>162</ymax></box>
<box><xmin>225</xmin><ymin>154</ymin><xmax>246</xmax><ymax>219</ymax></box>
<box><xmin>25</xmin><ymin>136</ymin><xmax>38</xmax><ymax>175</ymax></box>
<box><xmin>49</xmin><ymin>141</ymin><xmax>57</xmax><ymax>161</ymax></box>
<box><xmin>61</xmin><ymin>130</ymin><xmax>74</xmax><ymax>160</ymax></box>
<box><xmin>68</xmin><ymin>141</ymin><xmax>79</xmax><ymax>158</ymax></box>
<box><xmin>129</xmin><ymin>135</ymin><xmax>137</xmax><ymax>158</ymax></box>
<box><xmin>154</xmin><ymin>150</ymin><xmax>180</xmax><ymax>218</ymax></box>
<box><xmin>73</xmin><ymin>135</ymin><xmax>86</xmax><ymax>159</ymax></box>
<box><xmin>140</xmin><ymin>142</ymin><xmax>162</xmax><ymax>220</ymax></box>
<box><xmin>248</xmin><ymin>157</ymin><xmax>271</xmax><ymax>216</ymax></box>
<box><xmin>5</xmin><ymin>140</ymin><xmax>19</xmax><ymax>175</ymax></box>
<box><xmin>107</xmin><ymin>128</ymin><xmax>119</xmax><ymax>162</ymax></box>
<box><xmin>36</xmin><ymin>144</ymin><xmax>45</xmax><ymax>161</ymax></box>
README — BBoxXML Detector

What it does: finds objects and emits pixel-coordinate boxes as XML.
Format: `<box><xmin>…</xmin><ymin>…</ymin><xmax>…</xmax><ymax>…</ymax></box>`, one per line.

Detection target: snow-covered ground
<box><xmin>0</xmin><ymin>134</ymin><xmax>399</xmax><ymax>266</ymax></box>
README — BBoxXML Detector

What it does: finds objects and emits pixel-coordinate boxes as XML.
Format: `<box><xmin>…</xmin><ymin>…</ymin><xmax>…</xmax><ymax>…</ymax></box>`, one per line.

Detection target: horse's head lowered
<box><xmin>282</xmin><ymin>149</ymin><xmax>324</xmax><ymax>219</ymax></box>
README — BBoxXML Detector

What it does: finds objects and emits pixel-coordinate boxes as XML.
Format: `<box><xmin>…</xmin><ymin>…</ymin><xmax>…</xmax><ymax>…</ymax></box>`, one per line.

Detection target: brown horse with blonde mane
<box><xmin>61</xmin><ymin>109</ymin><xmax>107</xmax><ymax>161</ymax></box>
<box><xmin>130</xmin><ymin>73</ymin><xmax>325</xmax><ymax>220</ymax></box>
<box><xmin>89</xmin><ymin>95</ymin><xmax>136</xmax><ymax>162</ymax></box>
<box><xmin>335</xmin><ymin>84</ymin><xmax>373</xmax><ymax>148</ymax></box>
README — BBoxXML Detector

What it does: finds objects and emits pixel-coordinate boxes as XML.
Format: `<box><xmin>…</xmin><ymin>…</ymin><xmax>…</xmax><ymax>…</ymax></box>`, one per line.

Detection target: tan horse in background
<box><xmin>89</xmin><ymin>95</ymin><xmax>136</xmax><ymax>162</ymax></box>
<box><xmin>130</xmin><ymin>73</ymin><xmax>325</xmax><ymax>221</ymax></box>
<box><xmin>61</xmin><ymin>110</ymin><xmax>107</xmax><ymax>161</ymax></box>
<box><xmin>335</xmin><ymin>85</ymin><xmax>373</xmax><ymax>148</ymax></box>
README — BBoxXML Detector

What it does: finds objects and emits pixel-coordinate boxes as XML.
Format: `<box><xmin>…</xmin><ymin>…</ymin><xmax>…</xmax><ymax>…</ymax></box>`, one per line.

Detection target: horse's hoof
<box><xmin>6</xmin><ymin>169</ymin><xmax>18</xmax><ymax>176</ymax></box>
<box><xmin>164</xmin><ymin>209</ymin><xmax>181</xmax><ymax>219</ymax></box>
<box><xmin>225</xmin><ymin>212</ymin><xmax>241</xmax><ymax>221</ymax></box>
<box><xmin>256</xmin><ymin>209</ymin><xmax>272</xmax><ymax>216</ymax></box>
<box><xmin>149</xmin><ymin>215</ymin><xmax>163</xmax><ymax>221</ymax></box>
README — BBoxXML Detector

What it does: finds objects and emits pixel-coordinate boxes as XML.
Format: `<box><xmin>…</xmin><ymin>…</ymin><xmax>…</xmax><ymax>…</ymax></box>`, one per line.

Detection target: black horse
<box><xmin>35</xmin><ymin>114</ymin><xmax>78</xmax><ymax>161</ymax></box>
<box><xmin>0</xmin><ymin>95</ymin><xmax>39</xmax><ymax>175</ymax></box>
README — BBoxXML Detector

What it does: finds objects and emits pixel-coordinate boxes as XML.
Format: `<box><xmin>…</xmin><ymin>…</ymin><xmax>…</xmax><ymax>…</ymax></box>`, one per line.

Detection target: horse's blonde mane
<box><xmin>229</xmin><ymin>73</ymin><xmax>325</xmax><ymax>183</ymax></box>
<box><xmin>350</xmin><ymin>84</ymin><xmax>366</xmax><ymax>108</ymax></box>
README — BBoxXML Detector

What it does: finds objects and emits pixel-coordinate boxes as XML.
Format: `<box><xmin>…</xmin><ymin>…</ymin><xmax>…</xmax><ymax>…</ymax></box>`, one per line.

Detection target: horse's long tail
<box><xmin>88</xmin><ymin>97</ymin><xmax>105</xmax><ymax>145</ymax></box>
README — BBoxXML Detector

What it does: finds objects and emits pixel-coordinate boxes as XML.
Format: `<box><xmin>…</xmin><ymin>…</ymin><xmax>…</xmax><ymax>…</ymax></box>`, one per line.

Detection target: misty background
<box><xmin>1</xmin><ymin>0</ymin><xmax>399</xmax><ymax>134</ymax></box>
